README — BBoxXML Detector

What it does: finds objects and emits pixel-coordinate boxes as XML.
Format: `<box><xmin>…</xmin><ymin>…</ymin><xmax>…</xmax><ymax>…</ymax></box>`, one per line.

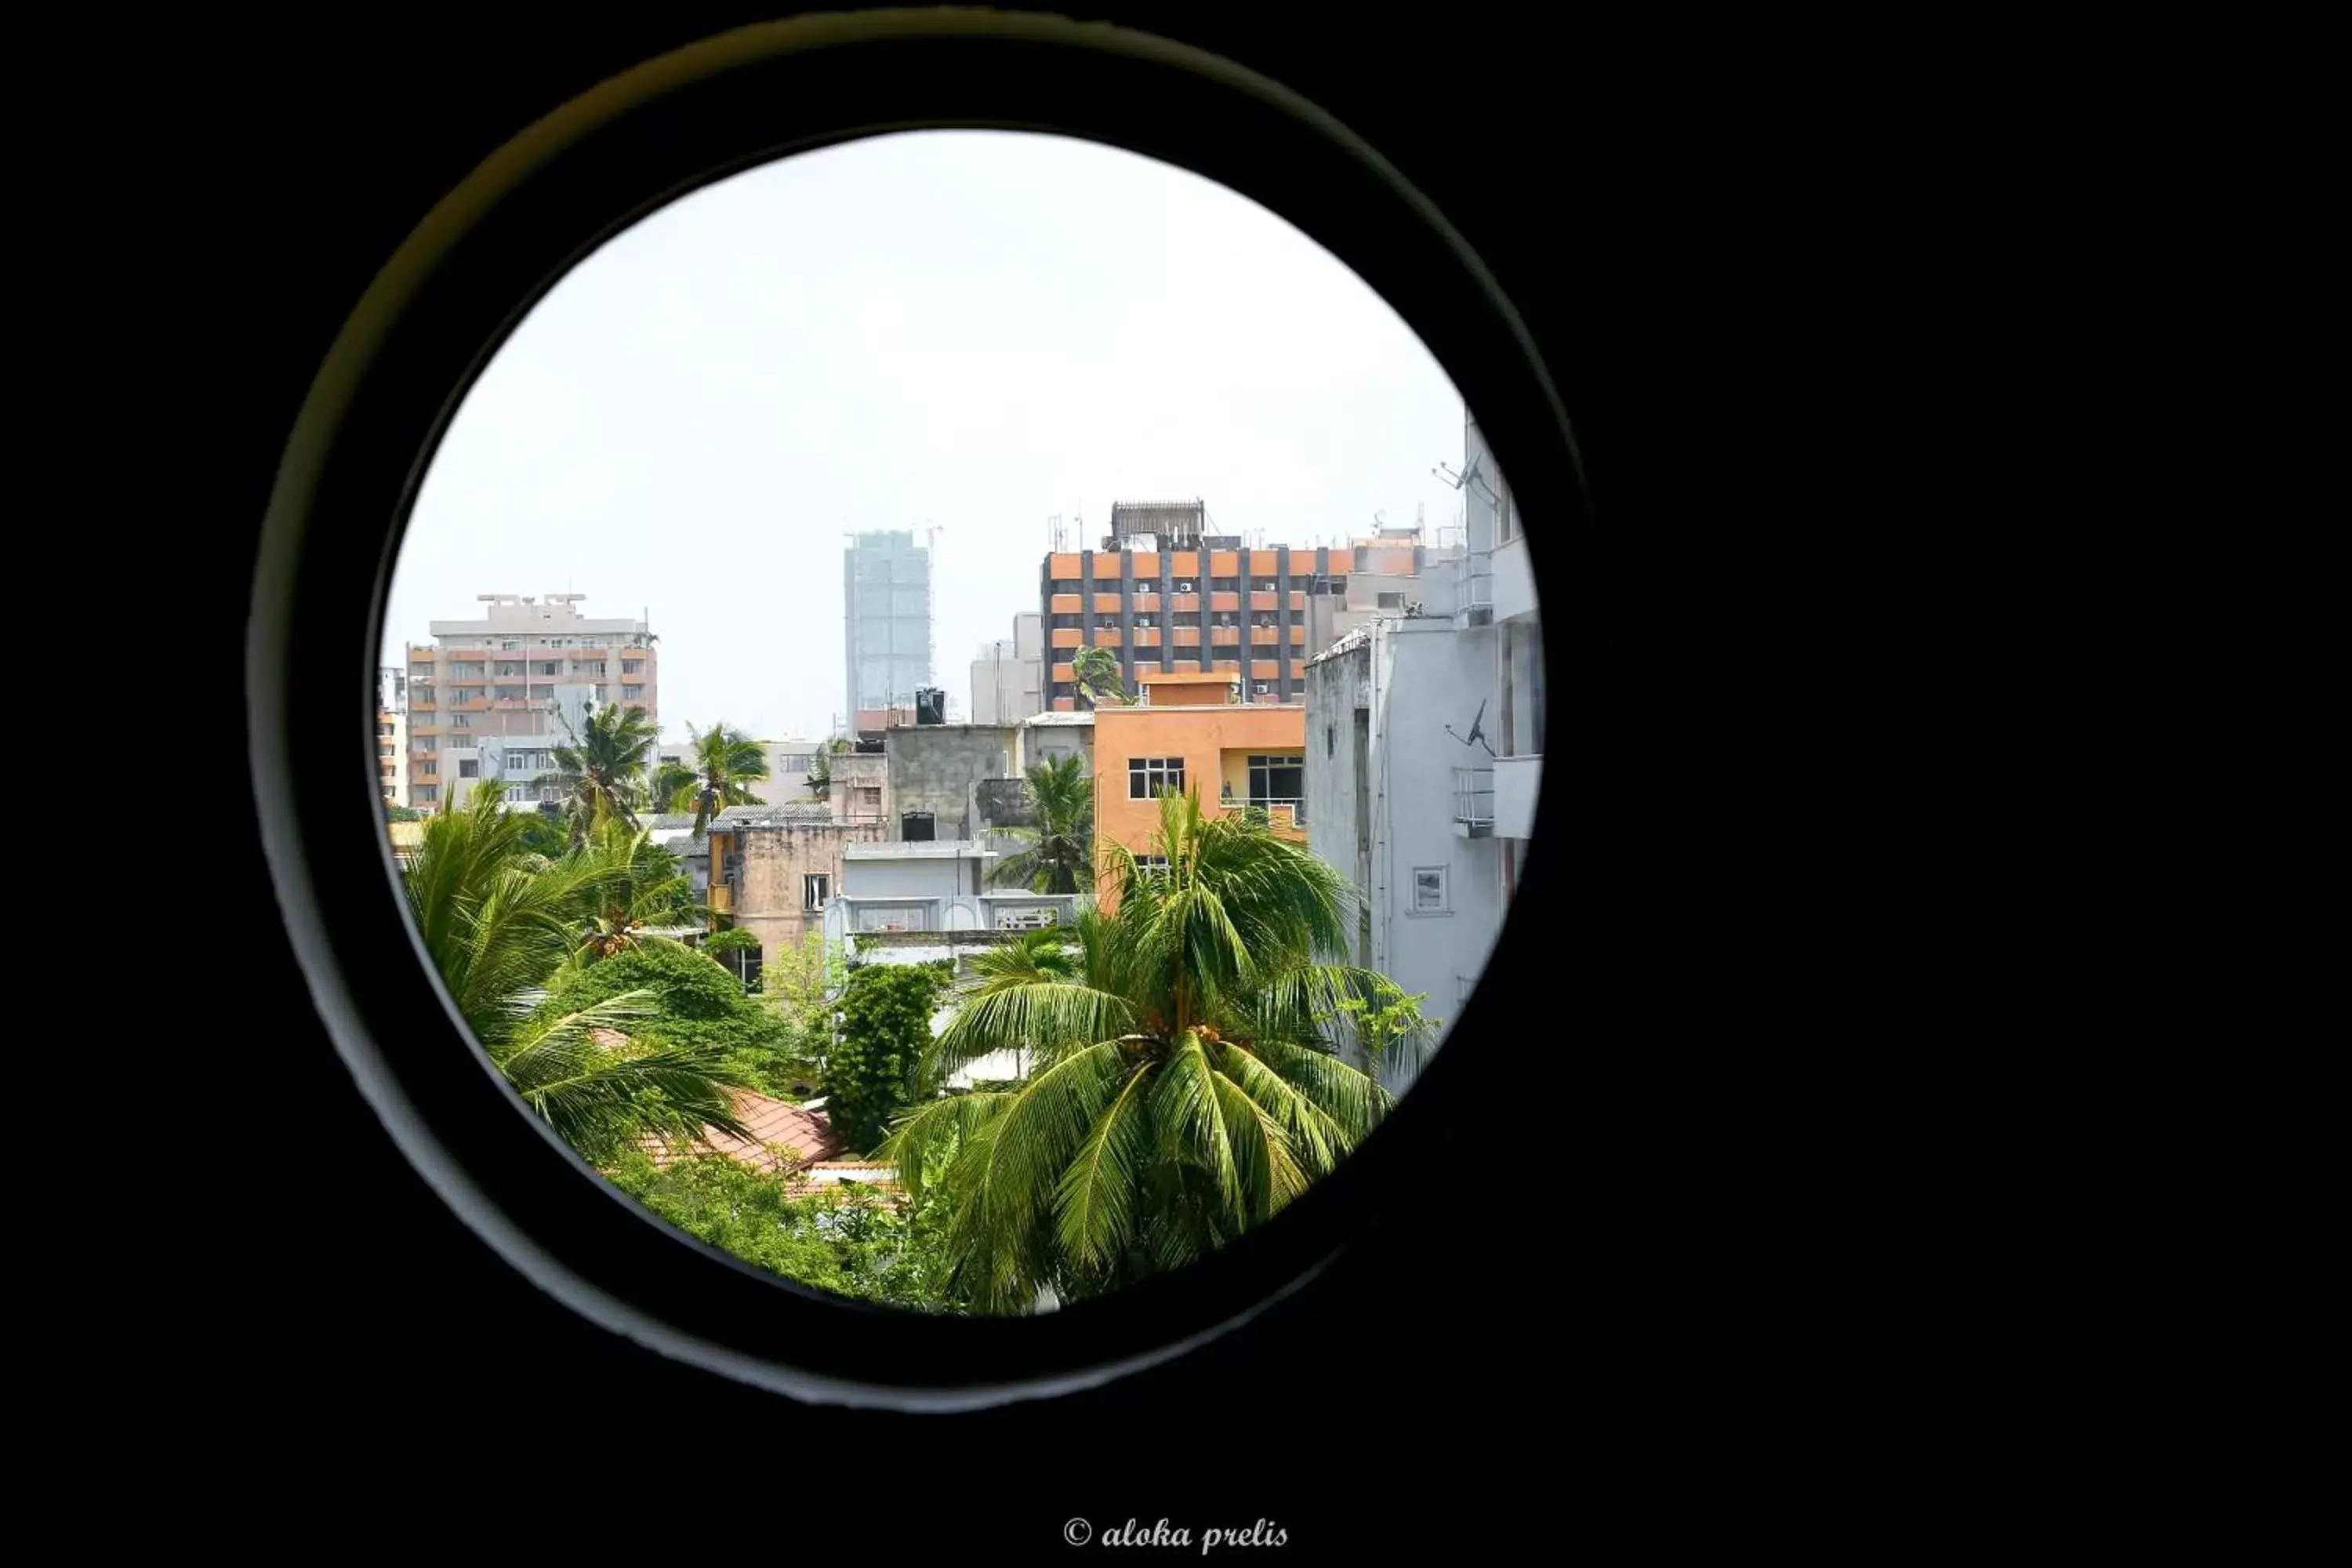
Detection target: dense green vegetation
<box><xmin>605</xmin><ymin>1151</ymin><xmax>959</xmax><ymax>1312</ymax></box>
<box><xmin>538</xmin><ymin>939</ymin><xmax>802</xmax><ymax>1100</ymax></box>
<box><xmin>399</xmin><ymin>757</ymin><xmax>1434</xmax><ymax>1317</ymax></box>
<box><xmin>826</xmin><ymin>962</ymin><xmax>949</xmax><ymax>1152</ymax></box>
<box><xmin>401</xmin><ymin>792</ymin><xmax>746</xmax><ymax>1163</ymax></box>
<box><xmin>885</xmin><ymin>790</ymin><xmax>1428</xmax><ymax>1312</ymax></box>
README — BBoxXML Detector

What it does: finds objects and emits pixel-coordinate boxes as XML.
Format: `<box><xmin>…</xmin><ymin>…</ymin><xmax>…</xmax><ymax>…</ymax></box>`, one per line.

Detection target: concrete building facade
<box><xmin>1040</xmin><ymin>500</ymin><xmax>1462</xmax><ymax>711</ymax></box>
<box><xmin>1092</xmin><ymin>672</ymin><xmax>1309</xmax><ymax>891</ymax></box>
<box><xmin>970</xmin><ymin>611</ymin><xmax>1045</xmax><ymax>725</ymax></box>
<box><xmin>843</xmin><ymin>531</ymin><xmax>934</xmax><ymax>735</ymax></box>
<box><xmin>1303</xmin><ymin>408</ymin><xmax>1542</xmax><ymax>1091</ymax></box>
<box><xmin>402</xmin><ymin>593</ymin><xmax>657</xmax><ymax>810</ymax></box>
<box><xmin>378</xmin><ymin>707</ymin><xmax>408</xmax><ymax>806</ymax></box>
<box><xmin>704</xmin><ymin>807</ymin><xmax>887</xmax><ymax>978</ymax></box>
<box><xmin>883</xmin><ymin>721</ymin><xmax>1022</xmax><ymax>843</ymax></box>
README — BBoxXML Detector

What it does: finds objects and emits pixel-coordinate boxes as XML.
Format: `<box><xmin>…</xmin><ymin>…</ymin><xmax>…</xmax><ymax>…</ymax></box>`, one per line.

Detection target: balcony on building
<box><xmin>1490</xmin><ymin>535</ymin><xmax>1538</xmax><ymax>623</ymax></box>
<box><xmin>1452</xmin><ymin>764</ymin><xmax>1495</xmax><ymax>837</ymax></box>
<box><xmin>1491</xmin><ymin>753</ymin><xmax>1541</xmax><ymax>840</ymax></box>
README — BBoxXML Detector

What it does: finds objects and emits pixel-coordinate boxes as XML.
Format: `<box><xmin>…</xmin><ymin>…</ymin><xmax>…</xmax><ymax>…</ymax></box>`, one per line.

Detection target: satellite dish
<box><xmin>1445</xmin><ymin>698</ymin><xmax>1497</xmax><ymax>758</ymax></box>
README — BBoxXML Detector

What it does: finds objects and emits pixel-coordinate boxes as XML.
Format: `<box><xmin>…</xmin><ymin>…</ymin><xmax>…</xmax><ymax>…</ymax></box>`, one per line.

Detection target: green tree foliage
<box><xmin>991</xmin><ymin>754</ymin><xmax>1094</xmax><ymax>895</ymax></box>
<box><xmin>401</xmin><ymin>791</ymin><xmax>748</xmax><ymax>1160</ymax></box>
<box><xmin>568</xmin><ymin>819</ymin><xmax>701</xmax><ymax>960</ymax></box>
<box><xmin>543</xmin><ymin>940</ymin><xmax>798</xmax><ymax>1099</ymax></box>
<box><xmin>535</xmin><ymin>702</ymin><xmax>659</xmax><ymax>844</ymax></box>
<box><xmin>654</xmin><ymin>722</ymin><xmax>771</xmax><ymax>837</ymax></box>
<box><xmin>1071</xmin><ymin>645</ymin><xmax>1134</xmax><ymax>709</ymax></box>
<box><xmin>385</xmin><ymin>804</ymin><xmax>423</xmax><ymax>822</ymax></box>
<box><xmin>603</xmin><ymin>1151</ymin><xmax>961</xmax><ymax>1311</ymax></box>
<box><xmin>828</xmin><ymin>963</ymin><xmax>949</xmax><ymax>1154</ymax></box>
<box><xmin>885</xmin><ymin>789</ymin><xmax>1421</xmax><ymax>1312</ymax></box>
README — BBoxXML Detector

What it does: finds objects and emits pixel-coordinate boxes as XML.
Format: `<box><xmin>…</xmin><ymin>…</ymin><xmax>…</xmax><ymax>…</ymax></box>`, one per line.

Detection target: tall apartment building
<box><xmin>1040</xmin><ymin>499</ymin><xmax>1460</xmax><ymax>710</ymax></box>
<box><xmin>376</xmin><ymin>666</ymin><xmax>408</xmax><ymax>808</ymax></box>
<box><xmin>843</xmin><ymin>531</ymin><xmax>934</xmax><ymax>736</ymax></box>
<box><xmin>401</xmin><ymin>593</ymin><xmax>659</xmax><ymax>809</ymax></box>
<box><xmin>970</xmin><ymin>610</ymin><xmax>1045</xmax><ymax>724</ymax></box>
<box><xmin>1303</xmin><ymin>408</ymin><xmax>1541</xmax><ymax>1092</ymax></box>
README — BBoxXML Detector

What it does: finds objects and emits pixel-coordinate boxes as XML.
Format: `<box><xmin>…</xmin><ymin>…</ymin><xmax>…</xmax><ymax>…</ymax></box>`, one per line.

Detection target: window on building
<box><xmin>1134</xmin><ymin>855</ymin><xmax>1171</xmax><ymax>878</ymax></box>
<box><xmin>1051</xmin><ymin>578</ymin><xmax>1083</xmax><ymax>595</ymax></box>
<box><xmin>534</xmin><ymin>661</ymin><xmax>560</xmax><ymax>675</ymax></box>
<box><xmin>493</xmin><ymin>685</ymin><xmax>525</xmax><ymax>701</ymax></box>
<box><xmin>1326</xmin><ymin>723</ymin><xmax>1335</xmax><ymax>759</ymax></box>
<box><xmin>804</xmin><ymin>873</ymin><xmax>830</xmax><ymax>912</ymax></box>
<box><xmin>1323</xmin><ymin>575</ymin><xmax>1348</xmax><ymax>596</ymax></box>
<box><xmin>1174</xmin><ymin>579</ymin><xmax>1197</xmax><ymax>593</ymax></box>
<box><xmin>1377</xmin><ymin>591</ymin><xmax>1406</xmax><ymax>609</ymax></box>
<box><xmin>1052</xmin><ymin>682</ymin><xmax>1076</xmax><ymax>700</ymax></box>
<box><xmin>414</xmin><ymin>786</ymin><xmax>437</xmax><ymax>803</ymax></box>
<box><xmin>622</xmin><ymin>659</ymin><xmax>643</xmax><ymax>674</ymax></box>
<box><xmin>500</xmin><ymin>637</ymin><xmax>525</xmax><ymax>650</ymax></box>
<box><xmin>1254</xmin><ymin>579</ymin><xmax>1278</xmax><ymax>591</ymax></box>
<box><xmin>1247</xmin><ymin>754</ymin><xmax>1303</xmax><ymax>804</ymax></box>
<box><xmin>458</xmin><ymin>760</ymin><xmax>480</xmax><ymax>778</ymax></box>
<box><xmin>1210</xmin><ymin>576</ymin><xmax>1239</xmax><ymax>592</ymax></box>
<box><xmin>1411</xmin><ymin>866</ymin><xmax>1449</xmax><ymax>913</ymax></box>
<box><xmin>1134</xmin><ymin>615</ymin><xmax>1156</xmax><ymax>629</ymax></box>
<box><xmin>451</xmin><ymin>713</ymin><xmax>471</xmax><ymax>728</ymax></box>
<box><xmin>996</xmin><ymin>906</ymin><xmax>1061</xmax><ymax>930</ymax></box>
<box><xmin>1128</xmin><ymin>757</ymin><xmax>1185</xmax><ymax>799</ymax></box>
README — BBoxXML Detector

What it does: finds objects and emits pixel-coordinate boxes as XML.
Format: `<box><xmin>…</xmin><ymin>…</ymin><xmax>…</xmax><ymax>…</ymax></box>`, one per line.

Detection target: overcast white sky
<box><xmin>385</xmin><ymin>131</ymin><xmax>1468</xmax><ymax>741</ymax></box>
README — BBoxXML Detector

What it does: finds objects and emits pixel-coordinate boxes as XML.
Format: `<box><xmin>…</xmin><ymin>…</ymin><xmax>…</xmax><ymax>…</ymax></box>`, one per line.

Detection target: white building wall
<box><xmin>1307</xmin><ymin>615</ymin><xmax>1509</xmax><ymax>1093</ymax></box>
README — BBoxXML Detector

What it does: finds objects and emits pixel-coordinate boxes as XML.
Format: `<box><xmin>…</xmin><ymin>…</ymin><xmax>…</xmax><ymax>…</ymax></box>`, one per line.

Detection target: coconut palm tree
<box><xmin>990</xmin><ymin>755</ymin><xmax>1094</xmax><ymax>895</ymax></box>
<box><xmin>654</xmin><ymin>722</ymin><xmax>771</xmax><ymax>837</ymax></box>
<box><xmin>402</xmin><ymin>792</ymin><xmax>748</xmax><ymax>1156</ymax></box>
<box><xmin>883</xmin><ymin>789</ymin><xmax>1425</xmax><ymax>1312</ymax></box>
<box><xmin>1071</xmin><ymin>645</ymin><xmax>1134</xmax><ymax>708</ymax></box>
<box><xmin>569</xmin><ymin>818</ymin><xmax>704</xmax><ymax>960</ymax></box>
<box><xmin>535</xmin><ymin>702</ymin><xmax>658</xmax><ymax>843</ymax></box>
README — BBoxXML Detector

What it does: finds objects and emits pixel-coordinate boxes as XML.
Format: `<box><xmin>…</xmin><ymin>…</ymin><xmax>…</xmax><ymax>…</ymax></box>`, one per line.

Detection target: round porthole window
<box><xmin>251</xmin><ymin>11</ymin><xmax>1584</xmax><ymax>1410</ymax></box>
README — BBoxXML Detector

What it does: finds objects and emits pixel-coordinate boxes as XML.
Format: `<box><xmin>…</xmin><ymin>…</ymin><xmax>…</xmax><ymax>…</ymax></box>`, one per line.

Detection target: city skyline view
<box><xmin>382</xmin><ymin>129</ymin><xmax>1470</xmax><ymax>741</ymax></box>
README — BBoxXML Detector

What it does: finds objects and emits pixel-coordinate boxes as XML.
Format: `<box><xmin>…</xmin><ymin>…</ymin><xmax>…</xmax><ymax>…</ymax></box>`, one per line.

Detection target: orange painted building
<box><xmin>1094</xmin><ymin>671</ymin><xmax>1308</xmax><ymax>895</ymax></box>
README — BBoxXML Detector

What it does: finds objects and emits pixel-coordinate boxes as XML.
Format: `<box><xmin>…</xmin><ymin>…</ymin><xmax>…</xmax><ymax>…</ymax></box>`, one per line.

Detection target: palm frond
<box><xmin>1151</xmin><ymin>1034</ymin><xmax>1241</xmax><ymax>1227</ymax></box>
<box><xmin>1052</xmin><ymin>1056</ymin><xmax>1155</xmax><ymax>1271</ymax></box>
<box><xmin>930</xmin><ymin>978</ymin><xmax>1134</xmax><ymax>1080</ymax></box>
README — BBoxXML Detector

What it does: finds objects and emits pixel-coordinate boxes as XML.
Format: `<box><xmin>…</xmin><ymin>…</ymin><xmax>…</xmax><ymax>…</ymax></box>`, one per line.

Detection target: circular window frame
<box><xmin>249</xmin><ymin>10</ymin><xmax>1588</xmax><ymax>1410</ymax></box>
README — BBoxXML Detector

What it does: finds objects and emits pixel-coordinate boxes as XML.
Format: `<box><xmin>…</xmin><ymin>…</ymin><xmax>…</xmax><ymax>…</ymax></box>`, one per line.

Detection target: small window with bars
<box><xmin>1127</xmin><ymin>757</ymin><xmax>1185</xmax><ymax>799</ymax></box>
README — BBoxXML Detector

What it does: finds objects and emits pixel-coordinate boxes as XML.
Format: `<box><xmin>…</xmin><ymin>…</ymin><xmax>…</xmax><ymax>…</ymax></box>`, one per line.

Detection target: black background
<box><xmin>95</xmin><ymin>2</ymin><xmax>1896</xmax><ymax>1543</ymax></box>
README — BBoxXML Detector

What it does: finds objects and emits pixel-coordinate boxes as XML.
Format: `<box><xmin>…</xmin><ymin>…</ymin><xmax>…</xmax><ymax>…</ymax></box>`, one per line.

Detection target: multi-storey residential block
<box><xmin>401</xmin><ymin>593</ymin><xmax>657</xmax><ymax>809</ymax></box>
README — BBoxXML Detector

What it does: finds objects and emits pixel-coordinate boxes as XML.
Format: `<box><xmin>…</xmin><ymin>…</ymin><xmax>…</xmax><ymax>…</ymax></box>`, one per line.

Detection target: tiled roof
<box><xmin>641</xmin><ymin>1088</ymin><xmax>846</xmax><ymax>1175</ymax></box>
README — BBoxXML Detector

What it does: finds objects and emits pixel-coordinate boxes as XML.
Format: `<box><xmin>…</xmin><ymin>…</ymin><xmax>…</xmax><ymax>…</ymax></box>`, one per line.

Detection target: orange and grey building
<box><xmin>1042</xmin><ymin>499</ymin><xmax>1456</xmax><ymax>710</ymax></box>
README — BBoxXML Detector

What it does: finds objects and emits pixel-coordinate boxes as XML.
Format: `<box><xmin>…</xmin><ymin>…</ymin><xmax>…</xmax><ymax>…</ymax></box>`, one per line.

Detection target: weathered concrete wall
<box><xmin>841</xmin><ymin>851</ymin><xmax>988</xmax><ymax>901</ymax></box>
<box><xmin>724</xmin><ymin>820</ymin><xmax>885</xmax><ymax>975</ymax></box>
<box><xmin>882</xmin><ymin>723</ymin><xmax>1017</xmax><ymax>840</ymax></box>
<box><xmin>830</xmin><ymin>751</ymin><xmax>888</xmax><ymax>824</ymax></box>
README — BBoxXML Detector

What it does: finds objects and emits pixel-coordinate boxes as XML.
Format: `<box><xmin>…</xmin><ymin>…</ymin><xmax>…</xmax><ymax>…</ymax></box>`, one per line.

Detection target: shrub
<box><xmin>825</xmin><ymin>963</ymin><xmax>946</xmax><ymax>1153</ymax></box>
<box><xmin>542</xmin><ymin>941</ymin><xmax>800</xmax><ymax>1097</ymax></box>
<box><xmin>604</xmin><ymin>1150</ymin><xmax>962</xmax><ymax>1311</ymax></box>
